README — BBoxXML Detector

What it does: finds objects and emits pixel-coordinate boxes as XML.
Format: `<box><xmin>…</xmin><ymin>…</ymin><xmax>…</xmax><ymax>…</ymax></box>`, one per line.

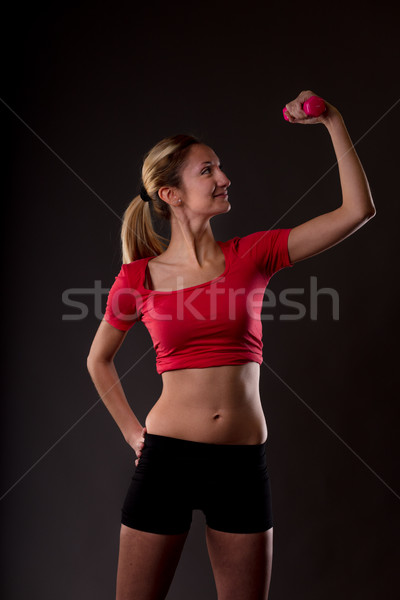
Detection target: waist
<box><xmin>146</xmin><ymin>363</ymin><xmax>267</xmax><ymax>445</ymax></box>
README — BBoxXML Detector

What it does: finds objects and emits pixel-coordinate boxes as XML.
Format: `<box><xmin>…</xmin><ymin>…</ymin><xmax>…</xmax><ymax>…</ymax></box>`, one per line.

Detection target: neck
<box><xmin>165</xmin><ymin>219</ymin><xmax>219</xmax><ymax>267</ymax></box>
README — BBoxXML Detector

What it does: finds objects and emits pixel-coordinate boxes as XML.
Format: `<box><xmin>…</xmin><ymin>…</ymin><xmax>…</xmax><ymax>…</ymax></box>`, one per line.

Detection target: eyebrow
<box><xmin>200</xmin><ymin>160</ymin><xmax>221</xmax><ymax>166</ymax></box>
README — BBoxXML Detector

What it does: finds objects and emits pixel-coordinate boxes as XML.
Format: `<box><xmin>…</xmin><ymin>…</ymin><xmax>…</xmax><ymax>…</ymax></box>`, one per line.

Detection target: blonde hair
<box><xmin>121</xmin><ymin>133</ymin><xmax>201</xmax><ymax>263</ymax></box>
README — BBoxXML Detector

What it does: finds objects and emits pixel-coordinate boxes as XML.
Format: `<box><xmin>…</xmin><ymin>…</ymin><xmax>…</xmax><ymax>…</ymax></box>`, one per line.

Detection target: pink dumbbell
<box><xmin>283</xmin><ymin>95</ymin><xmax>326</xmax><ymax>121</ymax></box>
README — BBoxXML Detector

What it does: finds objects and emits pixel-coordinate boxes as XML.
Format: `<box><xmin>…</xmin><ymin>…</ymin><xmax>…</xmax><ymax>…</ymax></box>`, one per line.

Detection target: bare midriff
<box><xmin>144</xmin><ymin>361</ymin><xmax>268</xmax><ymax>445</ymax></box>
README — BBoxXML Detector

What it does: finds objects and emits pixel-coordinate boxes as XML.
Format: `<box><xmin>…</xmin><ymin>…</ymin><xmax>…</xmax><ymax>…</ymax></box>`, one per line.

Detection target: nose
<box><xmin>218</xmin><ymin>170</ymin><xmax>231</xmax><ymax>189</ymax></box>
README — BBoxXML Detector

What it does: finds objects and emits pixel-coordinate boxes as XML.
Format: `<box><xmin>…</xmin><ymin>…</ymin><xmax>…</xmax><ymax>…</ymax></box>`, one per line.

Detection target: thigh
<box><xmin>205</xmin><ymin>526</ymin><xmax>273</xmax><ymax>600</ymax></box>
<box><xmin>116</xmin><ymin>524</ymin><xmax>189</xmax><ymax>600</ymax></box>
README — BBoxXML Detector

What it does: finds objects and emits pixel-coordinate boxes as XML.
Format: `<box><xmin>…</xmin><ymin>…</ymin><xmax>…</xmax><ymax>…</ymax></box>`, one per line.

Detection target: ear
<box><xmin>158</xmin><ymin>186</ymin><xmax>179</xmax><ymax>205</ymax></box>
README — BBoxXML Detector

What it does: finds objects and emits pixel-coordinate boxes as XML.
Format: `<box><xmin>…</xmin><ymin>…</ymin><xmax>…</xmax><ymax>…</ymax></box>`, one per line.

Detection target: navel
<box><xmin>212</xmin><ymin>413</ymin><xmax>221</xmax><ymax>420</ymax></box>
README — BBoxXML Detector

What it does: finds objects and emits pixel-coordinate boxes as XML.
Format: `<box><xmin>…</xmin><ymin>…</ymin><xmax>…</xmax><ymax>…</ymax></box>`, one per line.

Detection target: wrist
<box><xmin>323</xmin><ymin>106</ymin><xmax>344</xmax><ymax>130</ymax></box>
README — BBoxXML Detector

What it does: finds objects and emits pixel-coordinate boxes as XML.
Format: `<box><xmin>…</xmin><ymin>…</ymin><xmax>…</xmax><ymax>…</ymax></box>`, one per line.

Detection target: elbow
<box><xmin>341</xmin><ymin>202</ymin><xmax>376</xmax><ymax>224</ymax></box>
<box><xmin>356</xmin><ymin>205</ymin><xmax>376</xmax><ymax>223</ymax></box>
<box><xmin>87</xmin><ymin>354</ymin><xmax>100</xmax><ymax>373</ymax></box>
<box><xmin>87</xmin><ymin>354</ymin><xmax>113</xmax><ymax>372</ymax></box>
<box><xmin>364</xmin><ymin>195</ymin><xmax>377</xmax><ymax>219</ymax></box>
<box><xmin>363</xmin><ymin>207</ymin><xmax>377</xmax><ymax>220</ymax></box>
<box><xmin>86</xmin><ymin>354</ymin><xmax>95</xmax><ymax>373</ymax></box>
<box><xmin>342</xmin><ymin>194</ymin><xmax>376</xmax><ymax>222</ymax></box>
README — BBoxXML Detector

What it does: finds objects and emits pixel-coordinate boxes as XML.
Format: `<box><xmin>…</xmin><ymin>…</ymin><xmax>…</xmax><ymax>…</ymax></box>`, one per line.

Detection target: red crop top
<box><xmin>104</xmin><ymin>228</ymin><xmax>293</xmax><ymax>374</ymax></box>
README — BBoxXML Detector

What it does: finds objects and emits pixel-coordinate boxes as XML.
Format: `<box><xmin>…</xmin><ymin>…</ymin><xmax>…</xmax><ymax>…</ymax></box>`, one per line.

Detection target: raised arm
<box><xmin>284</xmin><ymin>91</ymin><xmax>376</xmax><ymax>264</ymax></box>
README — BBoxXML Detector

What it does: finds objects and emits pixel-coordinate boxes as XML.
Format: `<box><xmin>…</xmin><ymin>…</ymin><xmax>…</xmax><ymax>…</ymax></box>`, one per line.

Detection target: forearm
<box><xmin>86</xmin><ymin>358</ymin><xmax>143</xmax><ymax>446</ymax></box>
<box><xmin>324</xmin><ymin>110</ymin><xmax>376</xmax><ymax>218</ymax></box>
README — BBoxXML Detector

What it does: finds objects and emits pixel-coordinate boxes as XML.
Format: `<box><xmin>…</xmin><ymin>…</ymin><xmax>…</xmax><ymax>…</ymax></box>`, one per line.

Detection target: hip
<box><xmin>122</xmin><ymin>432</ymin><xmax>273</xmax><ymax>534</ymax></box>
<box><xmin>132</xmin><ymin>433</ymin><xmax>271</xmax><ymax>506</ymax></box>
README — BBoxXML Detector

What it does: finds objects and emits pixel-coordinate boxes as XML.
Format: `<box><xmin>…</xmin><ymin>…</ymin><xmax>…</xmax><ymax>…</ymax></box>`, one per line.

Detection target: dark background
<box><xmin>1</xmin><ymin>1</ymin><xmax>399</xmax><ymax>598</ymax></box>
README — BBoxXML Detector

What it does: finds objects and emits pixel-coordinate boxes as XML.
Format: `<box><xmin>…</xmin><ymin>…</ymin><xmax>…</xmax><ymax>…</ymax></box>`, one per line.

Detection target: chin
<box><xmin>220</xmin><ymin>202</ymin><xmax>231</xmax><ymax>214</ymax></box>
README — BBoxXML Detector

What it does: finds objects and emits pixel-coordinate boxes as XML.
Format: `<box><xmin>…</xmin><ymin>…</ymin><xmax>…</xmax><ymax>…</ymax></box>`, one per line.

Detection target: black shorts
<box><xmin>121</xmin><ymin>433</ymin><xmax>273</xmax><ymax>535</ymax></box>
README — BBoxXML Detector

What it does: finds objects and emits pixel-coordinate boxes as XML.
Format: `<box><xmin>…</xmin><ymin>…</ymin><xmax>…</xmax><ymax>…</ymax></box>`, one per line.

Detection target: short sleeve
<box><xmin>103</xmin><ymin>264</ymin><xmax>140</xmax><ymax>331</ymax></box>
<box><xmin>238</xmin><ymin>228</ymin><xmax>294</xmax><ymax>277</ymax></box>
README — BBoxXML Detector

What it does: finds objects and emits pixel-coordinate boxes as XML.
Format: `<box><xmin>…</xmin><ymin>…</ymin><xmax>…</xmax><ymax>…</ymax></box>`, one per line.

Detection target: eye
<box><xmin>201</xmin><ymin>165</ymin><xmax>224</xmax><ymax>174</ymax></box>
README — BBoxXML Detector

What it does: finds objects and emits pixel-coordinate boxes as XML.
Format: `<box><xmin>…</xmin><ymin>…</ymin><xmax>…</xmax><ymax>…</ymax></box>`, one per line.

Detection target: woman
<box><xmin>87</xmin><ymin>89</ymin><xmax>376</xmax><ymax>600</ymax></box>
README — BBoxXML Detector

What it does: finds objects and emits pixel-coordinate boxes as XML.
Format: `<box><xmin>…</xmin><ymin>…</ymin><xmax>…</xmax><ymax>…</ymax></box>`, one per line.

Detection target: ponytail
<box><xmin>120</xmin><ymin>133</ymin><xmax>201</xmax><ymax>264</ymax></box>
<box><xmin>120</xmin><ymin>195</ymin><xmax>168</xmax><ymax>264</ymax></box>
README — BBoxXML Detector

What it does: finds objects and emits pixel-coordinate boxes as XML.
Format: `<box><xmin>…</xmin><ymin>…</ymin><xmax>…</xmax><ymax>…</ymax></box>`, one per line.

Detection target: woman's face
<box><xmin>173</xmin><ymin>144</ymin><xmax>232</xmax><ymax>216</ymax></box>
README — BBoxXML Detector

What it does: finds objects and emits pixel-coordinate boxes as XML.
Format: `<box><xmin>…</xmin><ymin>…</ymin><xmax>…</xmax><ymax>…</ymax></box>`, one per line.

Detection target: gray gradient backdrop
<box><xmin>1</xmin><ymin>1</ymin><xmax>399</xmax><ymax>598</ymax></box>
